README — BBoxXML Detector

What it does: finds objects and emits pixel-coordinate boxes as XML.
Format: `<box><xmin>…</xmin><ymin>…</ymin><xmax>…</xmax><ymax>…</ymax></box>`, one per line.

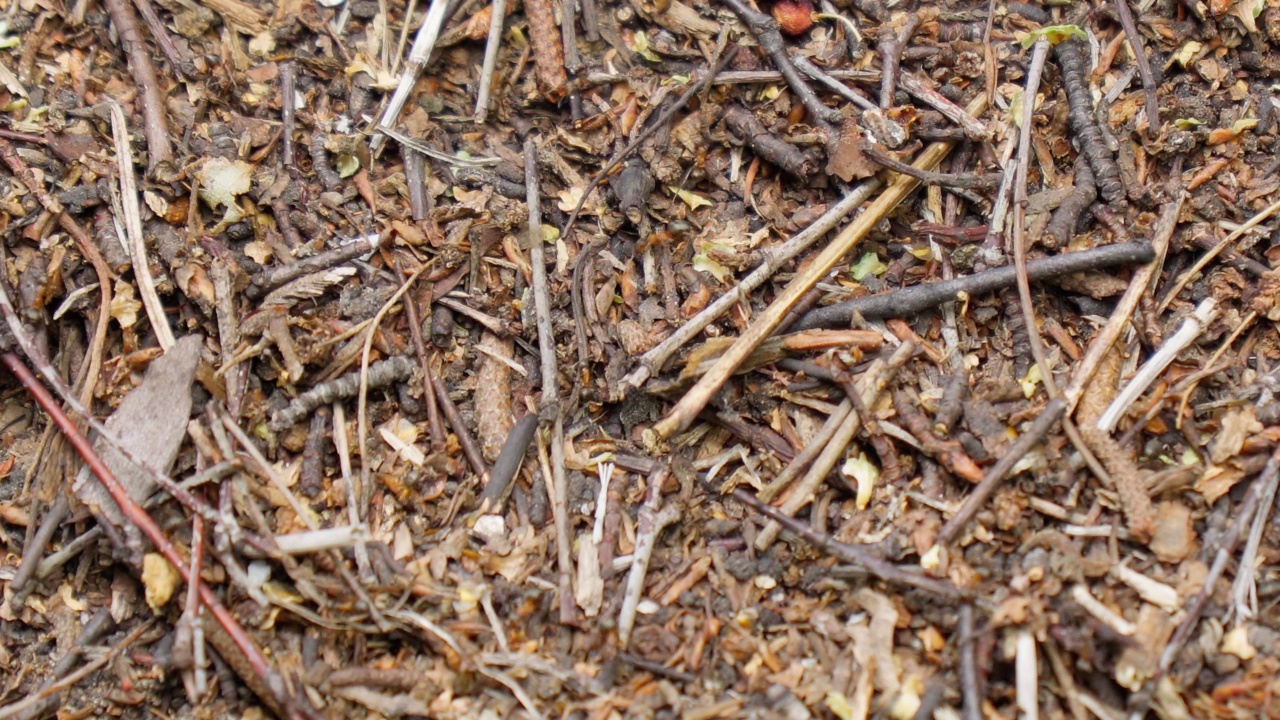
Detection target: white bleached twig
<box><xmin>1096</xmin><ymin>298</ymin><xmax>1218</xmax><ymax>432</ymax></box>
<box><xmin>372</xmin><ymin>0</ymin><xmax>450</xmax><ymax>152</ymax></box>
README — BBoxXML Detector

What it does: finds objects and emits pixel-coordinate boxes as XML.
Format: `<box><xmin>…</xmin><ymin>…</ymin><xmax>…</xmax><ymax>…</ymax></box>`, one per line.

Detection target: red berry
<box><xmin>772</xmin><ymin>0</ymin><xmax>814</xmax><ymax>36</ymax></box>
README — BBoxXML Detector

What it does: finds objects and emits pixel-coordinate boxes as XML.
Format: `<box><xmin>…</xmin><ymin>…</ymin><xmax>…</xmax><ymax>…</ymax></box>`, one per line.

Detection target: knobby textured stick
<box><xmin>649</xmin><ymin>94</ymin><xmax>987</xmax><ymax>441</ymax></box>
<box><xmin>1</xmin><ymin>354</ymin><xmax>301</xmax><ymax>717</ymax></box>
<box><xmin>793</xmin><ymin>241</ymin><xmax>1153</xmax><ymax>330</ymax></box>
<box><xmin>103</xmin><ymin>0</ymin><xmax>173</xmax><ymax>171</ymax></box>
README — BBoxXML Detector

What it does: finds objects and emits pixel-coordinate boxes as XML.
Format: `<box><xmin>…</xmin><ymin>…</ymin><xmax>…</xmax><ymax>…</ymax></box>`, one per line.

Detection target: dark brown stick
<box><xmin>131</xmin><ymin>0</ymin><xmax>189</xmax><ymax>74</ymax></box>
<box><xmin>402</xmin><ymin>276</ymin><xmax>445</xmax><ymax>452</ymax></box>
<box><xmin>863</xmin><ymin>145</ymin><xmax>1000</xmax><ymax>188</ymax></box>
<box><xmin>877</xmin><ymin>12</ymin><xmax>921</xmax><ymax>108</ymax></box>
<box><xmin>1111</xmin><ymin>0</ymin><xmax>1160</xmax><ymax>130</ymax></box>
<box><xmin>280</xmin><ymin>62</ymin><xmax>297</xmax><ymax>170</ymax></box>
<box><xmin>103</xmin><ymin>0</ymin><xmax>174</xmax><ymax>171</ymax></box>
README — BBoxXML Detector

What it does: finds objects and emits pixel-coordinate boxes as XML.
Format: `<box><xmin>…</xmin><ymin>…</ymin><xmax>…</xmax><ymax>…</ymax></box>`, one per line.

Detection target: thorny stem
<box><xmin>720</xmin><ymin>0</ymin><xmax>840</xmax><ymax>129</ymax></box>
<box><xmin>103</xmin><ymin>0</ymin><xmax>174</xmax><ymax>172</ymax></box>
<box><xmin>1</xmin><ymin>354</ymin><xmax>301</xmax><ymax>717</ymax></box>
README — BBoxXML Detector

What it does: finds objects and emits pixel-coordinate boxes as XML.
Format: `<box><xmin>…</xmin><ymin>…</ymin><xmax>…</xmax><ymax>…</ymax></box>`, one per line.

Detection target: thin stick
<box><xmin>474</xmin><ymin>0</ymin><xmax>507</xmax><ymax>123</ymax></box>
<box><xmin>526</xmin><ymin>139</ymin><xmax>572</xmax><ymax>623</ymax></box>
<box><xmin>1</xmin><ymin>354</ymin><xmax>297</xmax><ymax>715</ymax></box>
<box><xmin>401</xmin><ymin>276</ymin><xmax>445</xmax><ymax>451</ymax></box>
<box><xmin>357</xmin><ymin>263</ymin><xmax>431</xmax><ymax>515</ymax></box>
<box><xmin>757</xmin><ymin>399</ymin><xmax>852</xmax><ymax>502</ymax></box>
<box><xmin>109</xmin><ymin>102</ymin><xmax>175</xmax><ymax>350</ymax></box>
<box><xmin>650</xmin><ymin>95</ymin><xmax>986</xmax><ymax>440</ymax></box>
<box><xmin>432</xmin><ymin>373</ymin><xmax>489</xmax><ymax>478</ymax></box>
<box><xmin>526</xmin><ymin>139</ymin><xmax>558</xmax><ymax>407</ymax></box>
<box><xmin>878</xmin><ymin>12</ymin><xmax>922</xmax><ymax>108</ymax></box>
<box><xmin>625</xmin><ymin>178</ymin><xmax>882</xmax><ymax>387</ymax></box>
<box><xmin>0</xmin><ymin>620</ymin><xmax>153</xmax><ymax>720</ymax></box>
<box><xmin>960</xmin><ymin>604</ymin><xmax>982</xmax><ymax>720</ymax></box>
<box><xmin>102</xmin><ymin>0</ymin><xmax>173</xmax><ymax>171</ymax></box>
<box><xmin>1157</xmin><ymin>194</ymin><xmax>1280</xmax><ymax>312</ymax></box>
<box><xmin>755</xmin><ymin>342</ymin><xmax>912</xmax><ymax>550</ymax></box>
<box><xmin>280</xmin><ymin>62</ymin><xmax>297</xmax><ymax>169</ymax></box>
<box><xmin>619</xmin><ymin>468</ymin><xmax>679</xmax><ymax>644</ymax></box>
<box><xmin>536</xmin><ymin>424</ymin><xmax>575</xmax><ymax>625</ymax></box>
<box><xmin>863</xmin><ymin>145</ymin><xmax>1001</xmax><ymax>188</ymax></box>
<box><xmin>373</xmin><ymin>0</ymin><xmax>450</xmax><ymax>152</ymax></box>
<box><xmin>899</xmin><ymin>73</ymin><xmax>991</xmax><ymax>139</ymax></box>
<box><xmin>1111</xmin><ymin>0</ymin><xmax>1159</xmax><ymax>129</ymax></box>
<box><xmin>734</xmin><ymin>489</ymin><xmax>965</xmax><ymax>598</ymax></box>
<box><xmin>1229</xmin><ymin>438</ymin><xmax>1280</xmax><ymax>623</ymax></box>
<box><xmin>1062</xmin><ymin>194</ymin><xmax>1182</xmax><ymax>412</ymax></box>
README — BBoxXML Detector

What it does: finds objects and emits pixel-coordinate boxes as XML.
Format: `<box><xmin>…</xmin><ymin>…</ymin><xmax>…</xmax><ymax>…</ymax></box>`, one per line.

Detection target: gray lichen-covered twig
<box><xmin>269</xmin><ymin>356</ymin><xmax>415</xmax><ymax>432</ymax></box>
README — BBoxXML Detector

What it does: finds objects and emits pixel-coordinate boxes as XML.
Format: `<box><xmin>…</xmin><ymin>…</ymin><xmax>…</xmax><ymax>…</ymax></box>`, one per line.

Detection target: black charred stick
<box><xmin>1042</xmin><ymin>156</ymin><xmax>1096</xmax><ymax>249</ymax></box>
<box><xmin>793</xmin><ymin>241</ymin><xmax>1155</xmax><ymax>330</ymax></box>
<box><xmin>1056</xmin><ymin>39</ymin><xmax>1126</xmax><ymax>205</ymax></box>
<box><xmin>724</xmin><ymin>104</ymin><xmax>815</xmax><ymax>179</ymax></box>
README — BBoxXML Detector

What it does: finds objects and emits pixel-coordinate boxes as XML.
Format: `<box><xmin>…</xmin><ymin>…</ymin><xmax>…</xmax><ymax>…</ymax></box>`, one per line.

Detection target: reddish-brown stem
<box><xmin>399</xmin><ymin>263</ymin><xmax>445</xmax><ymax>452</ymax></box>
<box><xmin>103</xmin><ymin>0</ymin><xmax>174</xmax><ymax>171</ymax></box>
<box><xmin>1</xmin><ymin>353</ymin><xmax>297</xmax><ymax>716</ymax></box>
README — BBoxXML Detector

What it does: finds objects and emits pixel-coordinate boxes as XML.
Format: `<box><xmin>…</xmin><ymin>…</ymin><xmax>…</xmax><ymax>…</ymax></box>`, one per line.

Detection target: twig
<box><xmin>877</xmin><ymin>12</ymin><xmax>922</xmax><ymax>108</ymax></box>
<box><xmin>930</xmin><ymin>398</ymin><xmax>1066</xmax><ymax>554</ymax></box>
<box><xmin>1157</xmin><ymin>193</ymin><xmax>1280</xmax><ymax>312</ymax></box>
<box><xmin>650</xmin><ymin>94</ymin><xmax>986</xmax><ymax>440</ymax></box>
<box><xmin>1229</xmin><ymin>438</ymin><xmax>1280</xmax><ymax>624</ymax></box>
<box><xmin>791</xmin><ymin>52</ymin><xmax>875</xmax><ymax>111</ymax></box>
<box><xmin>526</xmin><ymin>139</ymin><xmax>558</xmax><ymax>409</ymax></box>
<box><xmin>1096</xmin><ymin>298</ymin><xmax>1218</xmax><ymax>432</ymax></box>
<box><xmin>561</xmin><ymin>46</ymin><xmax>738</xmax><ymax>240</ymax></box>
<box><xmin>1015</xmin><ymin>628</ymin><xmax>1039</xmax><ymax>720</ymax></box>
<box><xmin>619</xmin><ymin>468</ymin><xmax>680</xmax><ymax>645</ymax></box>
<box><xmin>109</xmin><ymin>102</ymin><xmax>175</xmax><ymax>350</ymax></box>
<box><xmin>102</xmin><ymin>0</ymin><xmax>173</xmax><ymax>172</ymax></box>
<box><xmin>624</xmin><ymin>178</ymin><xmax>882</xmax><ymax>388</ymax></box>
<box><xmin>757</xmin><ymin>399</ymin><xmax>852</xmax><ymax>502</ymax></box>
<box><xmin>1126</xmin><ymin>448</ymin><xmax>1278</xmax><ymax>720</ymax></box>
<box><xmin>356</xmin><ymin>266</ymin><xmax>431</xmax><ymax>515</ymax></box>
<box><xmin>898</xmin><ymin>73</ymin><xmax>991</xmax><ymax>139</ymax></box>
<box><xmin>1111</xmin><ymin>0</ymin><xmax>1159</xmax><ymax>130</ymax></box>
<box><xmin>1</xmin><ymin>354</ymin><xmax>299</xmax><ymax>716</ymax></box>
<box><xmin>1062</xmin><ymin>194</ymin><xmax>1182</xmax><ymax>412</ymax></box>
<box><xmin>863</xmin><ymin>144</ymin><xmax>1000</xmax><ymax>188</ymax></box>
<box><xmin>721</xmin><ymin>0</ymin><xmax>840</xmax><ymax>128</ymax></box>
<box><xmin>536</xmin><ymin>422</ymin><xmax>575</xmax><ymax>625</ymax></box>
<box><xmin>131</xmin><ymin>0</ymin><xmax>189</xmax><ymax>73</ymax></box>
<box><xmin>724</xmin><ymin>103</ymin><xmax>815</xmax><ymax>178</ymax></box>
<box><xmin>755</xmin><ymin>342</ymin><xmax>912</xmax><ymax>549</ymax></box>
<box><xmin>173</xmin><ymin>512</ymin><xmax>208</xmax><ymax>697</ymax></box>
<box><xmin>0</xmin><ymin>620</ymin><xmax>153</xmax><ymax>720</ymax></box>
<box><xmin>473</xmin><ymin>0</ymin><xmax>507</xmax><ymax>123</ymax></box>
<box><xmin>432</xmin><ymin>373</ymin><xmax>489</xmax><ymax>478</ymax></box>
<box><xmin>246</xmin><ymin>233</ymin><xmax>383</xmax><ymax>299</ymax></box>
<box><xmin>580</xmin><ymin>0</ymin><xmax>599</xmax><ymax>41</ymax></box>
<box><xmin>401</xmin><ymin>274</ymin><xmax>445</xmax><ymax>451</ymax></box>
<box><xmin>372</xmin><ymin>0</ymin><xmax>451</xmax><ymax>152</ymax></box>
<box><xmin>960</xmin><ymin>604</ymin><xmax>982</xmax><ymax>720</ymax></box>
<box><xmin>280</xmin><ymin>62</ymin><xmax>297</xmax><ymax>170</ymax></box>
<box><xmin>734</xmin><ymin>488</ymin><xmax>965</xmax><ymax>598</ymax></box>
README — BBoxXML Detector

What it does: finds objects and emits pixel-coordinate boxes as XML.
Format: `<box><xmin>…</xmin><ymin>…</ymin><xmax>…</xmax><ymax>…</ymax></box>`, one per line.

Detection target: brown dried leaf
<box><xmin>826</xmin><ymin>119</ymin><xmax>878</xmax><ymax>182</ymax></box>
